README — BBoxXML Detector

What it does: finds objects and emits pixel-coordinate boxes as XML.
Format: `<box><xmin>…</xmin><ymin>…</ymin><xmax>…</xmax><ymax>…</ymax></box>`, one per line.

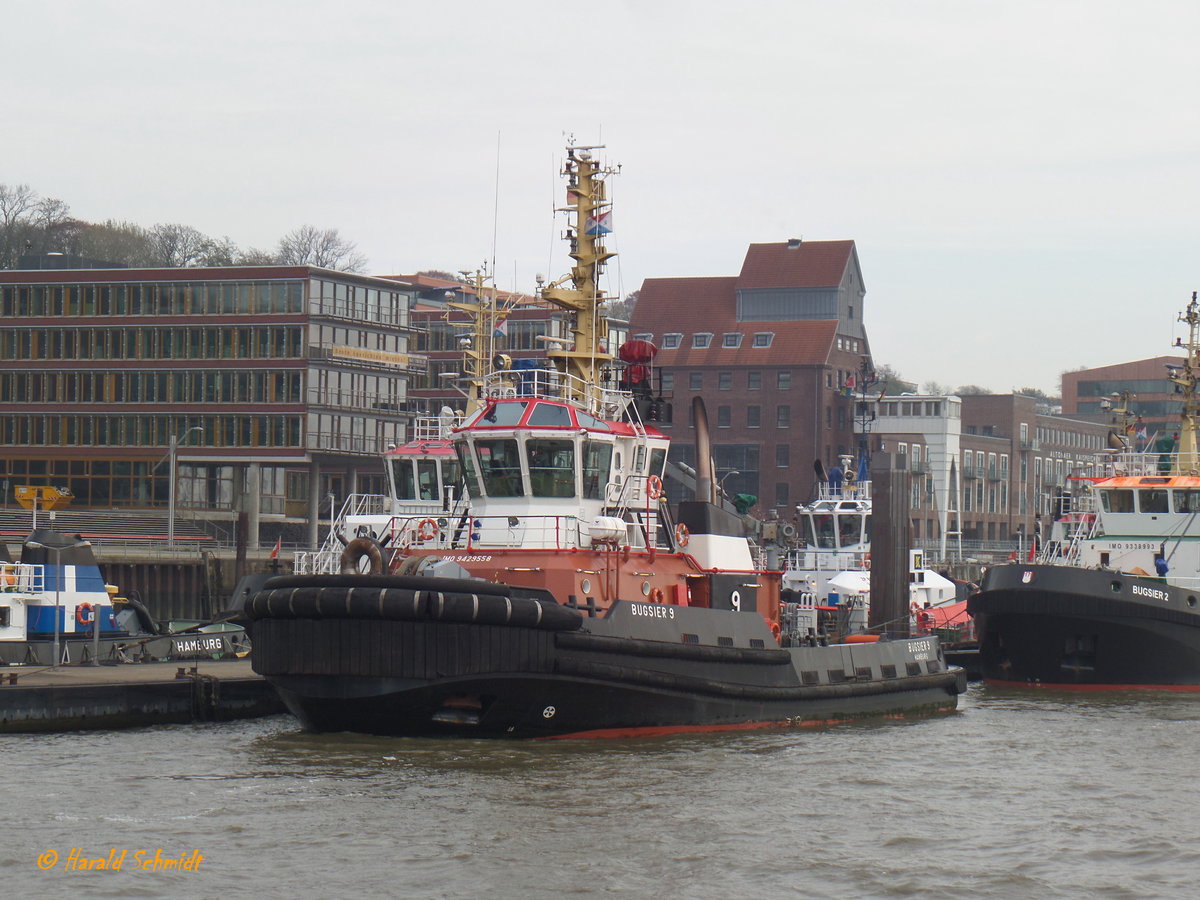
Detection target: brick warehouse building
<box><xmin>630</xmin><ymin>239</ymin><xmax>869</xmax><ymax>514</ymax></box>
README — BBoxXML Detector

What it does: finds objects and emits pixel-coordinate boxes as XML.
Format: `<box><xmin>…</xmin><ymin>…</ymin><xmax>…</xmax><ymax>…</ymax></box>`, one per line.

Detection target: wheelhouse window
<box><xmin>416</xmin><ymin>458</ymin><xmax>440</xmax><ymax>500</ymax></box>
<box><xmin>474</xmin><ymin>439</ymin><xmax>524</xmax><ymax>497</ymax></box>
<box><xmin>527</xmin><ymin>438</ymin><xmax>576</xmax><ymax>497</ymax></box>
<box><xmin>1100</xmin><ymin>489</ymin><xmax>1134</xmax><ymax>513</ymax></box>
<box><xmin>1139</xmin><ymin>489</ymin><xmax>1169</xmax><ymax>513</ymax></box>
<box><xmin>583</xmin><ymin>440</ymin><xmax>614</xmax><ymax>500</ymax></box>
<box><xmin>527</xmin><ymin>402</ymin><xmax>573</xmax><ymax>427</ymax></box>
<box><xmin>479</xmin><ymin>401</ymin><xmax>527</xmax><ymax>427</ymax></box>
<box><xmin>455</xmin><ymin>442</ymin><xmax>481</xmax><ymax>496</ymax></box>
<box><xmin>392</xmin><ymin>459</ymin><xmax>417</xmax><ymax>500</ymax></box>
<box><xmin>1175</xmin><ymin>490</ymin><xmax>1200</xmax><ymax>513</ymax></box>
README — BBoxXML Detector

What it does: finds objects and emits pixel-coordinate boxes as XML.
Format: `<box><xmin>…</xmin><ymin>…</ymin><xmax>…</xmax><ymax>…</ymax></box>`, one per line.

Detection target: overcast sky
<box><xmin>8</xmin><ymin>1</ymin><xmax>1200</xmax><ymax>396</ymax></box>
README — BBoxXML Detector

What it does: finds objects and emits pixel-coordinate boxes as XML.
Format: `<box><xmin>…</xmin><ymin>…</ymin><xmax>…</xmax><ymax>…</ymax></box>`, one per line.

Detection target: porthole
<box><xmin>581</xmin><ymin>578</ymin><xmax>592</xmax><ymax>594</ymax></box>
<box><xmin>1189</xmin><ymin>596</ymin><xmax>1197</xmax><ymax>609</ymax></box>
<box><xmin>641</xmin><ymin>581</ymin><xmax>651</xmax><ymax>596</ymax></box>
<box><xmin>1110</xmin><ymin>581</ymin><xmax>1123</xmax><ymax>593</ymax></box>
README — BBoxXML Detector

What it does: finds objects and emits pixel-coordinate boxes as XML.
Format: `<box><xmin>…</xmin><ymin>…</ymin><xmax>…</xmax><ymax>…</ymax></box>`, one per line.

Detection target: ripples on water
<box><xmin>5</xmin><ymin>685</ymin><xmax>1200</xmax><ymax>899</ymax></box>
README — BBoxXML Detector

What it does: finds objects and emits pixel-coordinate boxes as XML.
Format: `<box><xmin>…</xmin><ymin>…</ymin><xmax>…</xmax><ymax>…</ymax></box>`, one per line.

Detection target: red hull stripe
<box><xmin>986</xmin><ymin>678</ymin><xmax>1200</xmax><ymax>693</ymax></box>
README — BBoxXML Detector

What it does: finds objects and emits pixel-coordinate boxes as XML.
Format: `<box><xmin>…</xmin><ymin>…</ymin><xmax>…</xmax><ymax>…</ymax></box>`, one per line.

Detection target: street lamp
<box><xmin>718</xmin><ymin>470</ymin><xmax>740</xmax><ymax>495</ymax></box>
<box><xmin>26</xmin><ymin>537</ymin><xmax>93</xmax><ymax>668</ymax></box>
<box><xmin>167</xmin><ymin>426</ymin><xmax>203</xmax><ymax>549</ymax></box>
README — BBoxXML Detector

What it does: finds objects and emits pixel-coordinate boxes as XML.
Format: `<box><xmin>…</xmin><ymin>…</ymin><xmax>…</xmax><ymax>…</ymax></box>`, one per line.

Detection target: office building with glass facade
<box><xmin>0</xmin><ymin>265</ymin><xmax>421</xmax><ymax>551</ymax></box>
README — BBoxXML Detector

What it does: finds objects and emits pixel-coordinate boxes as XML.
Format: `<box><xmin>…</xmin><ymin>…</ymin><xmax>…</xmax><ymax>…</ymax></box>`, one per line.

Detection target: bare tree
<box><xmin>75</xmin><ymin>220</ymin><xmax>156</xmax><ymax>267</ymax></box>
<box><xmin>195</xmin><ymin>235</ymin><xmax>241</xmax><ymax>267</ymax></box>
<box><xmin>955</xmin><ymin>384</ymin><xmax>994</xmax><ymax>395</ymax></box>
<box><xmin>148</xmin><ymin>223</ymin><xmax>212</xmax><ymax>267</ymax></box>
<box><xmin>277</xmin><ymin>225</ymin><xmax>367</xmax><ymax>272</ymax></box>
<box><xmin>606</xmin><ymin>289</ymin><xmax>639</xmax><ymax>322</ymax></box>
<box><xmin>874</xmin><ymin>363</ymin><xmax>916</xmax><ymax>395</ymax></box>
<box><xmin>0</xmin><ymin>183</ymin><xmax>43</xmax><ymax>266</ymax></box>
<box><xmin>237</xmin><ymin>247</ymin><xmax>280</xmax><ymax>265</ymax></box>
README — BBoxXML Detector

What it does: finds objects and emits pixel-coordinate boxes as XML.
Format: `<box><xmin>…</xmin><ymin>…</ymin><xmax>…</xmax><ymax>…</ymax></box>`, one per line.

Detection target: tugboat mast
<box><xmin>539</xmin><ymin>143</ymin><xmax>617</xmax><ymax>395</ymax></box>
<box><xmin>444</xmin><ymin>267</ymin><xmax>497</xmax><ymax>417</ymax></box>
<box><xmin>1172</xmin><ymin>291</ymin><xmax>1200</xmax><ymax>475</ymax></box>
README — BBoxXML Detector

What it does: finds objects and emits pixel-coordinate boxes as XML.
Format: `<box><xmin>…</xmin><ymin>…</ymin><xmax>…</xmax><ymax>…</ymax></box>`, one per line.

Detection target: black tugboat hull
<box><xmin>264</xmin><ymin>668</ymin><xmax>961</xmax><ymax>738</ymax></box>
<box><xmin>969</xmin><ymin>564</ymin><xmax>1200</xmax><ymax>689</ymax></box>
<box><xmin>248</xmin><ymin>575</ymin><xmax>963</xmax><ymax>737</ymax></box>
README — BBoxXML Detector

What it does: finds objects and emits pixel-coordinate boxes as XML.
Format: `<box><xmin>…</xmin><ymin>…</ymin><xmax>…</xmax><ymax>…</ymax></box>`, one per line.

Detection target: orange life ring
<box><xmin>770</xmin><ymin>622</ymin><xmax>781</xmax><ymax>641</ymax></box>
<box><xmin>1</xmin><ymin>565</ymin><xmax>15</xmax><ymax>587</ymax></box>
<box><xmin>646</xmin><ymin>475</ymin><xmax>664</xmax><ymax>500</ymax></box>
<box><xmin>909</xmin><ymin>601</ymin><xmax>921</xmax><ymax>616</ymax></box>
<box><xmin>674</xmin><ymin>522</ymin><xmax>690</xmax><ymax>548</ymax></box>
<box><xmin>649</xmin><ymin>587</ymin><xmax>665</xmax><ymax>604</ymax></box>
<box><xmin>861</xmin><ymin>553</ymin><xmax>871</xmax><ymax>570</ymax></box>
<box><xmin>76</xmin><ymin>602</ymin><xmax>94</xmax><ymax>626</ymax></box>
<box><xmin>416</xmin><ymin>518</ymin><xmax>438</xmax><ymax>541</ymax></box>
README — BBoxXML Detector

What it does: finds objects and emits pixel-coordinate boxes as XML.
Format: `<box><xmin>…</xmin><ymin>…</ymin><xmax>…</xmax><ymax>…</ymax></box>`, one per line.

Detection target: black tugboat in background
<box><xmin>970</xmin><ymin>291</ymin><xmax>1200</xmax><ymax>690</ymax></box>
<box><xmin>247</xmin><ymin>141</ymin><xmax>965</xmax><ymax>737</ymax></box>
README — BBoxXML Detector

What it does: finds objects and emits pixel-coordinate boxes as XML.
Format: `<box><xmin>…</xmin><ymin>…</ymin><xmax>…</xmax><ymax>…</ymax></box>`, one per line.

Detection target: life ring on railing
<box><xmin>416</xmin><ymin>518</ymin><xmax>439</xmax><ymax>541</ymax></box>
<box><xmin>647</xmin><ymin>475</ymin><xmax>664</xmax><ymax>500</ymax></box>
<box><xmin>674</xmin><ymin>523</ymin><xmax>690</xmax><ymax>548</ymax></box>
<box><xmin>770</xmin><ymin>622</ymin><xmax>782</xmax><ymax>642</ymax></box>
<box><xmin>1</xmin><ymin>565</ymin><xmax>15</xmax><ymax>588</ymax></box>
<box><xmin>861</xmin><ymin>553</ymin><xmax>871</xmax><ymax>570</ymax></box>
<box><xmin>76</xmin><ymin>602</ymin><xmax>94</xmax><ymax>626</ymax></box>
<box><xmin>649</xmin><ymin>587</ymin><xmax>666</xmax><ymax>604</ymax></box>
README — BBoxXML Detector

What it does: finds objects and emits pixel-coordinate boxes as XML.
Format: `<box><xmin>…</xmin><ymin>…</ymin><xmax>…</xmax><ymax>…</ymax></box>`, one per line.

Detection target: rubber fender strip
<box><xmin>555</xmin><ymin>631</ymin><xmax>792</xmax><ymax>665</ymax></box>
<box><xmin>556</xmin><ymin>658</ymin><xmax>961</xmax><ymax>701</ymax></box>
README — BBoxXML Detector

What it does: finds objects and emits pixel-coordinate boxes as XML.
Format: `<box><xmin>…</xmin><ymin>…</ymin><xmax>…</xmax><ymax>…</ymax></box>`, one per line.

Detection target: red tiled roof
<box><xmin>632</xmin><ymin>276</ymin><xmax>840</xmax><ymax>367</ymax></box>
<box><xmin>628</xmin><ymin>240</ymin><xmax>860</xmax><ymax>367</ymax></box>
<box><xmin>737</xmin><ymin>240</ymin><xmax>853</xmax><ymax>290</ymax></box>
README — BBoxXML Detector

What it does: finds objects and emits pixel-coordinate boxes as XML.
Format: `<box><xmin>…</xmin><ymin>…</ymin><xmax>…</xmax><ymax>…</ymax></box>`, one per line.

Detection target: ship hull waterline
<box><xmin>248</xmin><ymin>576</ymin><xmax>964</xmax><ymax>738</ymax></box>
<box><xmin>969</xmin><ymin>564</ymin><xmax>1200</xmax><ymax>690</ymax></box>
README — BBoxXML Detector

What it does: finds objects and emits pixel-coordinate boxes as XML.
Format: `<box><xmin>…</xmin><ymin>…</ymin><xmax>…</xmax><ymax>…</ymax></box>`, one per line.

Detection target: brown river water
<box><xmin>4</xmin><ymin>683</ymin><xmax>1200</xmax><ymax>899</ymax></box>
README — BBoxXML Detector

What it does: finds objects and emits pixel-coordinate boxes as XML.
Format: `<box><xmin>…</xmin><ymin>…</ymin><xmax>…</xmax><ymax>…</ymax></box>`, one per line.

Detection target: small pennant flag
<box><xmin>493</xmin><ymin>318</ymin><xmax>508</xmax><ymax>338</ymax></box>
<box><xmin>269</xmin><ymin>536</ymin><xmax>281</xmax><ymax>560</ymax></box>
<box><xmin>585</xmin><ymin>210</ymin><xmax>612</xmax><ymax>235</ymax></box>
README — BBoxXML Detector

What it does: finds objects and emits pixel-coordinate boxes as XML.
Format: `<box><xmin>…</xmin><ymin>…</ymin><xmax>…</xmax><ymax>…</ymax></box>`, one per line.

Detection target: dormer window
<box><xmin>722</xmin><ymin>332</ymin><xmax>742</xmax><ymax>348</ymax></box>
<box><xmin>633</xmin><ymin>332</ymin><xmax>654</xmax><ymax>342</ymax></box>
<box><xmin>692</xmin><ymin>332</ymin><xmax>712</xmax><ymax>349</ymax></box>
<box><xmin>752</xmin><ymin>332</ymin><xmax>774</xmax><ymax>348</ymax></box>
<box><xmin>662</xmin><ymin>333</ymin><xmax>682</xmax><ymax>349</ymax></box>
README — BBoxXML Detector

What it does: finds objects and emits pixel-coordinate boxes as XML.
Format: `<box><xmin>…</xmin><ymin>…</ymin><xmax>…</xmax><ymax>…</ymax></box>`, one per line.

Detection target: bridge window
<box><xmin>475</xmin><ymin>439</ymin><xmax>524</xmax><ymax>497</ymax></box>
<box><xmin>416</xmin><ymin>458</ymin><xmax>439</xmax><ymax>501</ymax></box>
<box><xmin>528</xmin><ymin>402</ymin><xmax>572</xmax><ymax>427</ymax></box>
<box><xmin>1100</xmin><ymin>489</ymin><xmax>1134</xmax><ymax>513</ymax></box>
<box><xmin>1174</xmin><ymin>490</ymin><xmax>1200</xmax><ymax>513</ymax></box>
<box><xmin>392</xmin><ymin>459</ymin><xmax>416</xmax><ymax>500</ymax></box>
<box><xmin>527</xmin><ymin>439</ymin><xmax>576</xmax><ymax>497</ymax></box>
<box><xmin>1138</xmin><ymin>489</ymin><xmax>1169</xmax><ymax>513</ymax></box>
<box><xmin>583</xmin><ymin>441</ymin><xmax>614</xmax><ymax>499</ymax></box>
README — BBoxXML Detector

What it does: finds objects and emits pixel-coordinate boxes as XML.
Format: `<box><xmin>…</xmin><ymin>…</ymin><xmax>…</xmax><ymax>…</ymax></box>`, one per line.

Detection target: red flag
<box><xmin>269</xmin><ymin>536</ymin><xmax>281</xmax><ymax>560</ymax></box>
<box><xmin>1027</xmin><ymin>542</ymin><xmax>1036</xmax><ymax>562</ymax></box>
